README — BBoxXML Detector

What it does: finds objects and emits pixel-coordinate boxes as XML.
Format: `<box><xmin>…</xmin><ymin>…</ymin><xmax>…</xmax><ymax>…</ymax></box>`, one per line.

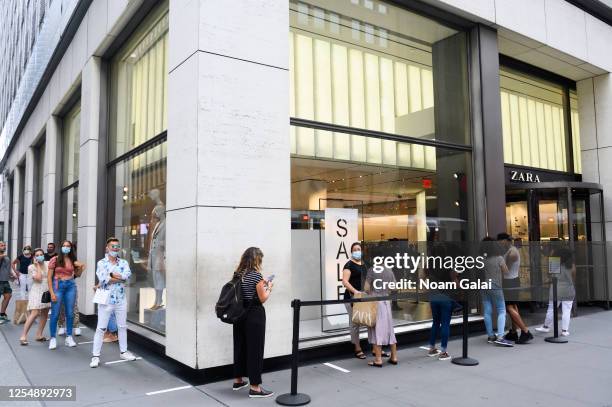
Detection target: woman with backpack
<box><xmin>232</xmin><ymin>247</ymin><xmax>274</xmax><ymax>398</ymax></box>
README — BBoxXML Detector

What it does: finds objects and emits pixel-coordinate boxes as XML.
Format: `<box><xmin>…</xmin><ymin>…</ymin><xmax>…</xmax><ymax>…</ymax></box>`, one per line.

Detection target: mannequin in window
<box><xmin>147</xmin><ymin>189</ymin><xmax>166</xmax><ymax>310</ymax></box>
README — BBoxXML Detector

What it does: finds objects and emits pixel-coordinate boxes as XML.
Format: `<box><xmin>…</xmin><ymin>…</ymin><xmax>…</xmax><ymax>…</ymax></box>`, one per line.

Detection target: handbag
<box><xmin>351</xmin><ymin>292</ymin><xmax>377</xmax><ymax>328</ymax></box>
<box><xmin>41</xmin><ymin>291</ymin><xmax>51</xmax><ymax>303</ymax></box>
<box><xmin>92</xmin><ymin>287</ymin><xmax>111</xmax><ymax>305</ymax></box>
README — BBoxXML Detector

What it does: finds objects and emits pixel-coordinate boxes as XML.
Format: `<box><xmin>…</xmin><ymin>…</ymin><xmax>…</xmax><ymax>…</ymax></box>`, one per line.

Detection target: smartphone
<box><xmin>266</xmin><ymin>274</ymin><xmax>276</xmax><ymax>282</ymax></box>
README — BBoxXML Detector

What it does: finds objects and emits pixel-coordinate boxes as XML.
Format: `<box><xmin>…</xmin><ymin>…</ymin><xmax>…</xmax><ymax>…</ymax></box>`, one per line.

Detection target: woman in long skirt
<box><xmin>364</xmin><ymin>266</ymin><xmax>398</xmax><ymax>367</ymax></box>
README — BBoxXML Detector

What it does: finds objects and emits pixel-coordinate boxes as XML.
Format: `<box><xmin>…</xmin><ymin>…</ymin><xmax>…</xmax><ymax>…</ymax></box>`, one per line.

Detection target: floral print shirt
<box><xmin>96</xmin><ymin>256</ymin><xmax>132</xmax><ymax>305</ymax></box>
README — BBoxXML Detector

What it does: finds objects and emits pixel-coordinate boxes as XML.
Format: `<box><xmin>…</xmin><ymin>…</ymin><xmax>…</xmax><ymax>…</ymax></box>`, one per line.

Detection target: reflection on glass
<box><xmin>62</xmin><ymin>104</ymin><xmax>80</xmax><ymax>187</ymax></box>
<box><xmin>60</xmin><ymin>187</ymin><xmax>78</xmax><ymax>244</ymax></box>
<box><xmin>113</xmin><ymin>142</ymin><xmax>167</xmax><ymax>333</ymax></box>
<box><xmin>500</xmin><ymin>67</ymin><xmax>570</xmax><ymax>172</ymax></box>
<box><xmin>570</xmin><ymin>90</ymin><xmax>581</xmax><ymax>174</ymax></box>
<box><xmin>110</xmin><ymin>7</ymin><xmax>168</xmax><ymax>158</ymax></box>
<box><xmin>290</xmin><ymin>0</ymin><xmax>470</xmax><ymax>146</ymax></box>
<box><xmin>539</xmin><ymin>199</ymin><xmax>568</xmax><ymax>241</ymax></box>
<box><xmin>506</xmin><ymin>200</ymin><xmax>528</xmax><ymax>240</ymax></box>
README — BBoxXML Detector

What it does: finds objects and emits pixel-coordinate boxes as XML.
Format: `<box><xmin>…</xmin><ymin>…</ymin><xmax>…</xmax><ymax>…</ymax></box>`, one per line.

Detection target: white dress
<box><xmin>27</xmin><ymin>264</ymin><xmax>51</xmax><ymax>310</ymax></box>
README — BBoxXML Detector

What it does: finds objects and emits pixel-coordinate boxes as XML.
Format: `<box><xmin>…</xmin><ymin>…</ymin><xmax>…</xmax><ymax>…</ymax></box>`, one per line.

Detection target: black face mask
<box><xmin>0</xmin><ymin>249</ymin><xmax>5</xmax><ymax>254</ymax></box>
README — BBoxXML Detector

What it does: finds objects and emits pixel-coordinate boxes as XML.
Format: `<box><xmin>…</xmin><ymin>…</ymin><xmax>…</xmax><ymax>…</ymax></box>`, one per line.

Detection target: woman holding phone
<box><xmin>232</xmin><ymin>247</ymin><xmax>274</xmax><ymax>398</ymax></box>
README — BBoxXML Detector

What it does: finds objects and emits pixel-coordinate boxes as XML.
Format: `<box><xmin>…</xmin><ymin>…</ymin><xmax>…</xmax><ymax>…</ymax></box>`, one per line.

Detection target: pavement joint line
<box><xmin>145</xmin><ymin>385</ymin><xmax>193</xmax><ymax>396</ymax></box>
<box><xmin>323</xmin><ymin>362</ymin><xmax>350</xmax><ymax>373</ymax></box>
<box><xmin>418</xmin><ymin>346</ymin><xmax>431</xmax><ymax>350</ymax></box>
<box><xmin>105</xmin><ymin>357</ymin><xmax>142</xmax><ymax>365</ymax></box>
<box><xmin>78</xmin><ymin>340</ymin><xmax>94</xmax><ymax>344</ymax></box>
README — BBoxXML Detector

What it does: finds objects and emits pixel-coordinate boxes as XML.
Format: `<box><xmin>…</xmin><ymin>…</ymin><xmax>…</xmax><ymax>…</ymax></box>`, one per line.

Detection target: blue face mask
<box><xmin>109</xmin><ymin>251</ymin><xmax>119</xmax><ymax>258</ymax></box>
<box><xmin>352</xmin><ymin>251</ymin><xmax>362</xmax><ymax>261</ymax></box>
<box><xmin>61</xmin><ymin>247</ymin><xmax>71</xmax><ymax>254</ymax></box>
<box><xmin>36</xmin><ymin>255</ymin><xmax>45</xmax><ymax>263</ymax></box>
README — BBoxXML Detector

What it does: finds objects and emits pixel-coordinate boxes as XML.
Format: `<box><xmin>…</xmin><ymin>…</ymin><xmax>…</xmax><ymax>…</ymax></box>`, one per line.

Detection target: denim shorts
<box><xmin>0</xmin><ymin>281</ymin><xmax>12</xmax><ymax>295</ymax></box>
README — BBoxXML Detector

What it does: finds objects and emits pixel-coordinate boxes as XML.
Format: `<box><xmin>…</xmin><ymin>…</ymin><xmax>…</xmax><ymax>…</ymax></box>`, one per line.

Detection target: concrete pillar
<box><xmin>41</xmin><ymin>116</ymin><xmax>61</xmax><ymax>247</ymax></box>
<box><xmin>10</xmin><ymin>166</ymin><xmax>22</xmax><ymax>258</ymax></box>
<box><xmin>1</xmin><ymin>173</ymin><xmax>10</xmax><ymax>243</ymax></box>
<box><xmin>76</xmin><ymin>57</ymin><xmax>103</xmax><ymax>315</ymax></box>
<box><xmin>577</xmin><ymin>75</ymin><xmax>612</xmax><ymax>239</ymax></box>
<box><xmin>167</xmin><ymin>0</ymin><xmax>290</xmax><ymax>369</ymax></box>
<box><xmin>23</xmin><ymin>148</ymin><xmax>35</xmax><ymax>246</ymax></box>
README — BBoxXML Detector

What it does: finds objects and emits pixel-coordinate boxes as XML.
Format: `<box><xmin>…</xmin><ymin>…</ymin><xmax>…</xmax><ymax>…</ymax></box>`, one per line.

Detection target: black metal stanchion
<box><xmin>451</xmin><ymin>299</ymin><xmax>479</xmax><ymax>366</ymax></box>
<box><xmin>545</xmin><ymin>276</ymin><xmax>568</xmax><ymax>344</ymax></box>
<box><xmin>276</xmin><ymin>299</ymin><xmax>311</xmax><ymax>406</ymax></box>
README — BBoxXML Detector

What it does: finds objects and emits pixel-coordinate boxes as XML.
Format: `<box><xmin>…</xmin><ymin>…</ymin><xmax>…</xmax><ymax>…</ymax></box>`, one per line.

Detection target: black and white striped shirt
<box><xmin>241</xmin><ymin>270</ymin><xmax>263</xmax><ymax>300</ymax></box>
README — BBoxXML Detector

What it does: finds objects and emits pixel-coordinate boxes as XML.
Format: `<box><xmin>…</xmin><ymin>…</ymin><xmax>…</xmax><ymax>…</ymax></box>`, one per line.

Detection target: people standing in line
<box><xmin>426</xmin><ymin>243</ymin><xmax>459</xmax><ymax>360</ymax></box>
<box><xmin>47</xmin><ymin>240</ymin><xmax>84</xmax><ymax>350</ymax></box>
<box><xmin>363</xmin><ymin>265</ymin><xmax>398</xmax><ymax>367</ymax></box>
<box><xmin>44</xmin><ymin>242</ymin><xmax>58</xmax><ymax>261</ymax></box>
<box><xmin>341</xmin><ymin>242</ymin><xmax>368</xmax><ymax>360</ymax></box>
<box><xmin>536</xmin><ymin>247</ymin><xmax>576</xmax><ymax>336</ymax></box>
<box><xmin>498</xmin><ymin>233</ymin><xmax>533</xmax><ymax>344</ymax></box>
<box><xmin>19</xmin><ymin>249</ymin><xmax>51</xmax><ymax>345</ymax></box>
<box><xmin>481</xmin><ymin>237</ymin><xmax>513</xmax><ymax>347</ymax></box>
<box><xmin>12</xmin><ymin>245</ymin><xmax>33</xmax><ymax>300</ymax></box>
<box><xmin>57</xmin><ymin>242</ymin><xmax>82</xmax><ymax>337</ymax></box>
<box><xmin>90</xmin><ymin>238</ymin><xmax>136</xmax><ymax>368</ymax></box>
<box><xmin>0</xmin><ymin>241</ymin><xmax>17</xmax><ymax>325</ymax></box>
<box><xmin>232</xmin><ymin>247</ymin><xmax>274</xmax><ymax>398</ymax></box>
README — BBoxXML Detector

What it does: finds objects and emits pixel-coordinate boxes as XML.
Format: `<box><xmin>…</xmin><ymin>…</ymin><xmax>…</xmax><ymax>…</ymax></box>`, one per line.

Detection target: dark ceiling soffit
<box><xmin>0</xmin><ymin>0</ymin><xmax>93</xmax><ymax>170</ymax></box>
<box><xmin>386</xmin><ymin>0</ymin><xmax>475</xmax><ymax>31</ymax></box>
<box><xmin>499</xmin><ymin>54</ymin><xmax>578</xmax><ymax>89</ymax></box>
<box><xmin>567</xmin><ymin>0</ymin><xmax>612</xmax><ymax>26</ymax></box>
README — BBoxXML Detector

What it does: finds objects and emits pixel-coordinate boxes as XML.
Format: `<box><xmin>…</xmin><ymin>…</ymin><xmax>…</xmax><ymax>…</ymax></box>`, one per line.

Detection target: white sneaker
<box><xmin>535</xmin><ymin>326</ymin><xmax>550</xmax><ymax>333</ymax></box>
<box><xmin>561</xmin><ymin>330</ymin><xmax>570</xmax><ymax>337</ymax></box>
<box><xmin>58</xmin><ymin>327</ymin><xmax>66</xmax><ymax>336</ymax></box>
<box><xmin>120</xmin><ymin>351</ymin><xmax>137</xmax><ymax>361</ymax></box>
<box><xmin>74</xmin><ymin>327</ymin><xmax>82</xmax><ymax>336</ymax></box>
<box><xmin>49</xmin><ymin>338</ymin><xmax>57</xmax><ymax>350</ymax></box>
<box><xmin>65</xmin><ymin>336</ymin><xmax>77</xmax><ymax>347</ymax></box>
<box><xmin>89</xmin><ymin>357</ymin><xmax>100</xmax><ymax>368</ymax></box>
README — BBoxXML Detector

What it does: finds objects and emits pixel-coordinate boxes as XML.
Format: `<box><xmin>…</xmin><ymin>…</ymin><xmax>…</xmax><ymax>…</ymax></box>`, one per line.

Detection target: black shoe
<box><xmin>487</xmin><ymin>335</ymin><xmax>497</xmax><ymax>344</ymax></box>
<box><xmin>249</xmin><ymin>387</ymin><xmax>274</xmax><ymax>398</ymax></box>
<box><xmin>516</xmin><ymin>330</ymin><xmax>534</xmax><ymax>344</ymax></box>
<box><xmin>233</xmin><ymin>381</ymin><xmax>249</xmax><ymax>391</ymax></box>
<box><xmin>503</xmin><ymin>330</ymin><xmax>519</xmax><ymax>342</ymax></box>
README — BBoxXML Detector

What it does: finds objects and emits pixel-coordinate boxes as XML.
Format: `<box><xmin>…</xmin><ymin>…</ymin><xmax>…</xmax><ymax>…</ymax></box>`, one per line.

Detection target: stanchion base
<box><xmin>545</xmin><ymin>336</ymin><xmax>568</xmax><ymax>344</ymax></box>
<box><xmin>451</xmin><ymin>357</ymin><xmax>479</xmax><ymax>366</ymax></box>
<box><xmin>276</xmin><ymin>393</ymin><xmax>311</xmax><ymax>406</ymax></box>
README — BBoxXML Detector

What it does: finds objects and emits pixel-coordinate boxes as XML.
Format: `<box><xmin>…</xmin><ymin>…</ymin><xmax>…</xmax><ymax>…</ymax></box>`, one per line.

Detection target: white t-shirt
<box><xmin>504</xmin><ymin>245</ymin><xmax>520</xmax><ymax>280</ymax></box>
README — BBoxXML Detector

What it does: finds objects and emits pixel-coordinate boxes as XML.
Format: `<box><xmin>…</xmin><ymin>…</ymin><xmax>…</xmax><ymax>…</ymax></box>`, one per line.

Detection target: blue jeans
<box><xmin>482</xmin><ymin>289</ymin><xmax>506</xmax><ymax>337</ymax></box>
<box><xmin>429</xmin><ymin>298</ymin><xmax>453</xmax><ymax>351</ymax></box>
<box><xmin>107</xmin><ymin>312</ymin><xmax>117</xmax><ymax>333</ymax></box>
<box><xmin>49</xmin><ymin>279</ymin><xmax>77</xmax><ymax>338</ymax></box>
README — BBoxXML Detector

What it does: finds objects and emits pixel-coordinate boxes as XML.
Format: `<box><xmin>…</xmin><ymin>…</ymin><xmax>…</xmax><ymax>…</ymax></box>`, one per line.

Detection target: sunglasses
<box><xmin>110</xmin><ymin>244</ymin><xmax>121</xmax><ymax>249</ymax></box>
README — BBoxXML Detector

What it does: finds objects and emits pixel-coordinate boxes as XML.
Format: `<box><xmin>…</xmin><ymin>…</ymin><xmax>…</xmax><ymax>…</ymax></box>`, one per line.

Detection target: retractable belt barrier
<box><xmin>275</xmin><ymin>292</ymin><xmax>478</xmax><ymax>406</ymax></box>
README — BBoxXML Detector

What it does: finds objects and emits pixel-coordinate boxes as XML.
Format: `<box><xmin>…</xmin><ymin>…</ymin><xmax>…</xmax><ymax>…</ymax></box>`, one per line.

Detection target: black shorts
<box><xmin>0</xmin><ymin>281</ymin><xmax>12</xmax><ymax>295</ymax></box>
<box><xmin>503</xmin><ymin>277</ymin><xmax>521</xmax><ymax>305</ymax></box>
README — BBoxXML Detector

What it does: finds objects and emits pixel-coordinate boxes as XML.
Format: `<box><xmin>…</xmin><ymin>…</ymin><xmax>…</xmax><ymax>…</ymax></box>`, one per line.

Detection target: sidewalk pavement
<box><xmin>1</xmin><ymin>301</ymin><xmax>611</xmax><ymax>407</ymax></box>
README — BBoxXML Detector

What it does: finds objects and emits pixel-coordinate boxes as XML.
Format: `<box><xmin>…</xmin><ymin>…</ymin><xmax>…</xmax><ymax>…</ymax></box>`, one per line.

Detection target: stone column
<box><xmin>41</xmin><ymin>116</ymin><xmax>61</xmax><ymax>247</ymax></box>
<box><xmin>76</xmin><ymin>57</ymin><xmax>103</xmax><ymax>315</ymax></box>
<box><xmin>23</xmin><ymin>148</ymin><xmax>35</xmax><ymax>246</ymax></box>
<box><xmin>167</xmin><ymin>0</ymin><xmax>290</xmax><ymax>369</ymax></box>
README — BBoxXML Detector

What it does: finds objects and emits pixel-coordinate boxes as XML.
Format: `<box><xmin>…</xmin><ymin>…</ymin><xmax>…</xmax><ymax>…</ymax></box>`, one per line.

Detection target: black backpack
<box><xmin>215</xmin><ymin>273</ymin><xmax>246</xmax><ymax>324</ymax></box>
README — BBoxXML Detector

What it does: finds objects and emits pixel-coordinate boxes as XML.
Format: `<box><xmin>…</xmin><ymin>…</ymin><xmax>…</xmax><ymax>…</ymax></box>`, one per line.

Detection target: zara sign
<box><xmin>509</xmin><ymin>170</ymin><xmax>541</xmax><ymax>183</ymax></box>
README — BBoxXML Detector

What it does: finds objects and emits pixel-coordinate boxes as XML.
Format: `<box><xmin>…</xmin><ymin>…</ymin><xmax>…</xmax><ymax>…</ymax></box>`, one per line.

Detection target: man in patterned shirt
<box><xmin>90</xmin><ymin>237</ymin><xmax>137</xmax><ymax>368</ymax></box>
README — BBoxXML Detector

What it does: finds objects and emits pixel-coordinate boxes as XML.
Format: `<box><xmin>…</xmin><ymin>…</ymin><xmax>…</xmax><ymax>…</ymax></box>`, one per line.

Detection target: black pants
<box><xmin>233</xmin><ymin>303</ymin><xmax>266</xmax><ymax>385</ymax></box>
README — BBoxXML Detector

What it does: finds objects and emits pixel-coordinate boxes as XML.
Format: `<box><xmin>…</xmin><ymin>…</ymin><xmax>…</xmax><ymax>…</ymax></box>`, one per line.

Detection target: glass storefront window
<box><xmin>34</xmin><ymin>144</ymin><xmax>45</xmax><ymax>247</ymax></box>
<box><xmin>570</xmin><ymin>90</ymin><xmax>581</xmax><ymax>174</ymax></box>
<box><xmin>109</xmin><ymin>4</ymin><xmax>168</xmax><ymax>158</ymax></box>
<box><xmin>108</xmin><ymin>3</ymin><xmax>168</xmax><ymax>334</ymax></box>
<box><xmin>61</xmin><ymin>102</ymin><xmax>80</xmax><ymax>244</ymax></box>
<box><xmin>109</xmin><ymin>142</ymin><xmax>167</xmax><ymax>333</ymax></box>
<box><xmin>290</xmin><ymin>0</ymin><xmax>470</xmax><ymax>147</ymax></box>
<box><xmin>500</xmin><ymin>67</ymin><xmax>582</xmax><ymax>173</ymax></box>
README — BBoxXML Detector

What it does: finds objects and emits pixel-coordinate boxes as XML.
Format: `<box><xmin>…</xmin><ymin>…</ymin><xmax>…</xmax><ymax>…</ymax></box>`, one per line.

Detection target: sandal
<box><xmin>35</xmin><ymin>337</ymin><xmax>48</xmax><ymax>342</ymax></box>
<box><xmin>372</xmin><ymin>351</ymin><xmax>390</xmax><ymax>358</ymax></box>
<box><xmin>19</xmin><ymin>339</ymin><xmax>28</xmax><ymax>346</ymax></box>
<box><xmin>368</xmin><ymin>361</ymin><xmax>383</xmax><ymax>368</ymax></box>
<box><xmin>388</xmin><ymin>359</ymin><xmax>398</xmax><ymax>365</ymax></box>
<box><xmin>354</xmin><ymin>351</ymin><xmax>366</xmax><ymax>359</ymax></box>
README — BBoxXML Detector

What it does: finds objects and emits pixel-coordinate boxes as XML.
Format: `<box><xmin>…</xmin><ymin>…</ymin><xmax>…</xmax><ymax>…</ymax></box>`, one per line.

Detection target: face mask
<box><xmin>0</xmin><ymin>248</ymin><xmax>5</xmax><ymax>254</ymax></box>
<box><xmin>61</xmin><ymin>247</ymin><xmax>71</xmax><ymax>254</ymax></box>
<box><xmin>352</xmin><ymin>251</ymin><xmax>362</xmax><ymax>261</ymax></box>
<box><xmin>23</xmin><ymin>251</ymin><xmax>31</xmax><ymax>256</ymax></box>
<box><xmin>109</xmin><ymin>251</ymin><xmax>119</xmax><ymax>258</ymax></box>
<box><xmin>36</xmin><ymin>255</ymin><xmax>45</xmax><ymax>263</ymax></box>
